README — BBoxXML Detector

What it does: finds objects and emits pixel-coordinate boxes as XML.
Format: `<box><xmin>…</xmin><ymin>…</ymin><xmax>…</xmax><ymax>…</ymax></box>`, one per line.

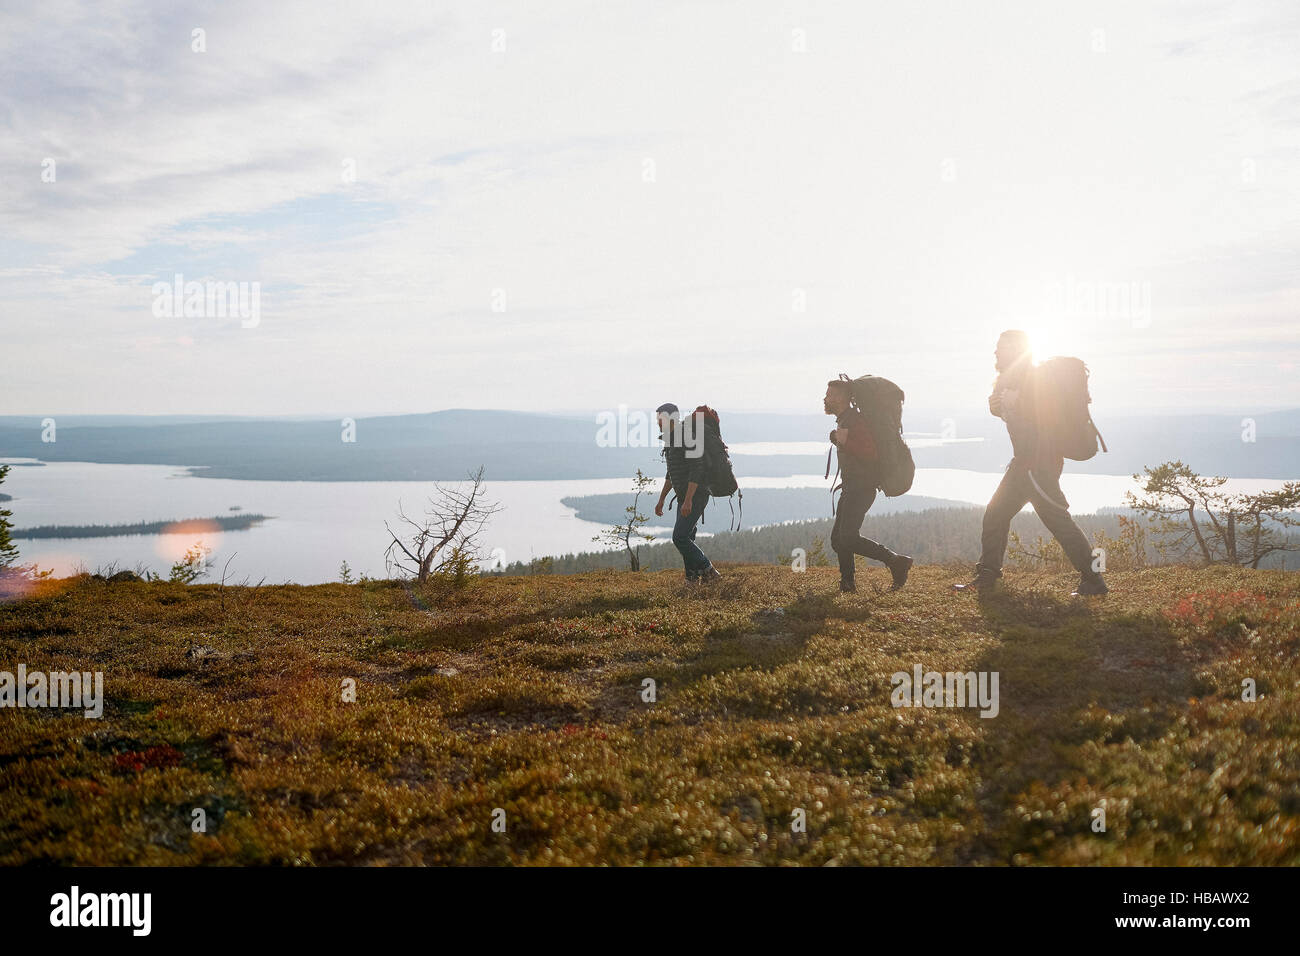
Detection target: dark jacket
<box><xmin>663</xmin><ymin>426</ymin><xmax>708</xmax><ymax>501</ymax></box>
<box><xmin>832</xmin><ymin>407</ymin><xmax>878</xmax><ymax>490</ymax></box>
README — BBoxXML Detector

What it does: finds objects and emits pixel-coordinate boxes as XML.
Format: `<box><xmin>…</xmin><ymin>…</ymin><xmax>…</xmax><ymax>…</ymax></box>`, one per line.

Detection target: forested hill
<box><xmin>505</xmin><ymin>509</ymin><xmax>1300</xmax><ymax>574</ymax></box>
<box><xmin>2</xmin><ymin>408</ymin><xmax>1298</xmax><ymax>480</ymax></box>
<box><xmin>563</xmin><ymin>490</ymin><xmax>969</xmax><ymax>529</ymax></box>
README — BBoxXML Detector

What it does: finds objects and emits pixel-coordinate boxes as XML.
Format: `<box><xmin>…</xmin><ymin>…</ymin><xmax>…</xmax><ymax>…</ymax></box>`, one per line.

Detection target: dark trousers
<box><xmin>978</xmin><ymin>457</ymin><xmax>1094</xmax><ymax>574</ymax></box>
<box><xmin>672</xmin><ymin>493</ymin><xmax>712</xmax><ymax>575</ymax></box>
<box><xmin>831</xmin><ymin>484</ymin><xmax>895</xmax><ymax>580</ymax></box>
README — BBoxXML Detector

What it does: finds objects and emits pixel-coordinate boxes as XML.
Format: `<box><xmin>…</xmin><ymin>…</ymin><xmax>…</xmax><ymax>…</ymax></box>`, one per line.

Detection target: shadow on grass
<box><xmin>962</xmin><ymin>591</ymin><xmax>1193</xmax><ymax>862</ymax></box>
<box><xmin>559</xmin><ymin>594</ymin><xmax>654</xmax><ymax>616</ymax></box>
<box><xmin>671</xmin><ymin>581</ymin><xmax>912</xmax><ymax>687</ymax></box>
<box><xmin>662</xmin><ymin>592</ymin><xmax>843</xmax><ymax>690</ymax></box>
<box><xmin>970</xmin><ymin>586</ymin><xmax>1097</xmax><ymax>630</ymax></box>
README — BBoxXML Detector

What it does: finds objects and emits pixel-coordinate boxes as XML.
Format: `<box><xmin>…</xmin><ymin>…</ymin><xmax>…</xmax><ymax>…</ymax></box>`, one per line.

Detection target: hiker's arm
<box><xmin>654</xmin><ymin>477</ymin><xmax>671</xmax><ymax>516</ymax></box>
<box><xmin>989</xmin><ymin>379</ymin><xmax>1016</xmax><ymax>418</ymax></box>
<box><xmin>991</xmin><ymin>385</ymin><xmax>1020</xmax><ymax>419</ymax></box>
<box><xmin>680</xmin><ymin>481</ymin><xmax>699</xmax><ymax>516</ymax></box>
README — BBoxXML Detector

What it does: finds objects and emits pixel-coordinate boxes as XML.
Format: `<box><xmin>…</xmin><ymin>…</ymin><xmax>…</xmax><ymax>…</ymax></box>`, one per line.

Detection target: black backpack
<box><xmin>839</xmin><ymin>373</ymin><xmax>915</xmax><ymax>497</ymax></box>
<box><xmin>691</xmin><ymin>405</ymin><xmax>742</xmax><ymax>528</ymax></box>
<box><xmin>1031</xmin><ymin>357</ymin><xmax>1108</xmax><ymax>461</ymax></box>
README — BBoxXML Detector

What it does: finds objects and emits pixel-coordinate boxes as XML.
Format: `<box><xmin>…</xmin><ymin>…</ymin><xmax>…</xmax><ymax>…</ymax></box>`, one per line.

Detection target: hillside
<box><xmin>1</xmin><ymin>565</ymin><xmax>1297</xmax><ymax>865</ymax></box>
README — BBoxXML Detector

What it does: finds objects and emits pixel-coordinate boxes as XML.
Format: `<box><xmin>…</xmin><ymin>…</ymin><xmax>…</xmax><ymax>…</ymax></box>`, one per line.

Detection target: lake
<box><xmin>1</xmin><ymin>459</ymin><xmax>1286</xmax><ymax>583</ymax></box>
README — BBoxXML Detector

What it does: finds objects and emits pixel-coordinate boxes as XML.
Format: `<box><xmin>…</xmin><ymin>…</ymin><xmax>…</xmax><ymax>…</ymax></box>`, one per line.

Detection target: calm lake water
<box><xmin>1</xmin><ymin>459</ymin><xmax>1285</xmax><ymax>583</ymax></box>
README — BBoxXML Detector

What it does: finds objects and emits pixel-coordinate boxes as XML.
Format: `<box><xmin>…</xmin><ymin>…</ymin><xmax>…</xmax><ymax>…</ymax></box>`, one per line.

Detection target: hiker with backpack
<box><xmin>653</xmin><ymin>403</ymin><xmax>723</xmax><ymax>583</ymax></box>
<box><xmin>823</xmin><ymin>378</ymin><xmax>914</xmax><ymax>593</ymax></box>
<box><xmin>953</xmin><ymin>329</ymin><xmax>1109</xmax><ymax>597</ymax></box>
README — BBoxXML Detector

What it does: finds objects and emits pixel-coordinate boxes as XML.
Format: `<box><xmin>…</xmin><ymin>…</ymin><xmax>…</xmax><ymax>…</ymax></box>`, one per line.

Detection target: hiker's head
<box><xmin>824</xmin><ymin>380</ymin><xmax>852</xmax><ymax>415</ymax></box>
<box><xmin>655</xmin><ymin>402</ymin><xmax>680</xmax><ymax>437</ymax></box>
<box><xmin>995</xmin><ymin>329</ymin><xmax>1032</xmax><ymax>373</ymax></box>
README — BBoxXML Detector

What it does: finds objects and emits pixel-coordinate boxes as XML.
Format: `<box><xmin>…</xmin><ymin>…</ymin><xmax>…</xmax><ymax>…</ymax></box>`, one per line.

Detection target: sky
<box><xmin>1</xmin><ymin>0</ymin><xmax>1298</xmax><ymax>419</ymax></box>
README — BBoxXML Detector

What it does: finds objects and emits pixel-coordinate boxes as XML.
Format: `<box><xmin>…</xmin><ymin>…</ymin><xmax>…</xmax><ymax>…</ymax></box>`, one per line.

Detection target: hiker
<box><xmin>954</xmin><ymin>330</ymin><xmax>1108</xmax><ymax>596</ymax></box>
<box><xmin>653</xmin><ymin>403</ymin><xmax>721</xmax><ymax>583</ymax></box>
<box><xmin>824</xmin><ymin>380</ymin><xmax>913</xmax><ymax>593</ymax></box>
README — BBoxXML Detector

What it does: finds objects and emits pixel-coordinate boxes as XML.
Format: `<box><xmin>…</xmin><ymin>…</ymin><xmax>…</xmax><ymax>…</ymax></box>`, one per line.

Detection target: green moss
<box><xmin>0</xmin><ymin>565</ymin><xmax>1297</xmax><ymax>865</ymax></box>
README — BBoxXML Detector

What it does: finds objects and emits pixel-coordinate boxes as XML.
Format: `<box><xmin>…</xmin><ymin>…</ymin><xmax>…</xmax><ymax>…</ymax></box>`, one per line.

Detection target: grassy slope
<box><xmin>1</xmin><ymin>564</ymin><xmax>1297</xmax><ymax>866</ymax></box>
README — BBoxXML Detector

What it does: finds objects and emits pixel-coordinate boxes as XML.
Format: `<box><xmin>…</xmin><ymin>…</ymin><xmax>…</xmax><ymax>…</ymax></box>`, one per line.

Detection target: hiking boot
<box><xmin>1072</xmin><ymin>571</ymin><xmax>1109</xmax><ymax>597</ymax></box>
<box><xmin>887</xmin><ymin>553</ymin><xmax>913</xmax><ymax>591</ymax></box>
<box><xmin>699</xmin><ymin>566</ymin><xmax>722</xmax><ymax>583</ymax></box>
<box><xmin>953</xmin><ymin>568</ymin><xmax>999</xmax><ymax>594</ymax></box>
<box><xmin>839</xmin><ymin>578</ymin><xmax>856</xmax><ymax>593</ymax></box>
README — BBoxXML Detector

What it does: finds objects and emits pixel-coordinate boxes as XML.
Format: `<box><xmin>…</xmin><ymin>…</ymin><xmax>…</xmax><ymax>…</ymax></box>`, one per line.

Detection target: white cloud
<box><xmin>0</xmin><ymin>0</ymin><xmax>1297</xmax><ymax>415</ymax></box>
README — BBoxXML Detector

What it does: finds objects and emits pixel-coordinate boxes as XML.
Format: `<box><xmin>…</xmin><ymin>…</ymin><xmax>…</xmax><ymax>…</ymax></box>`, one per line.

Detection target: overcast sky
<box><xmin>1</xmin><ymin>0</ymin><xmax>1297</xmax><ymax>418</ymax></box>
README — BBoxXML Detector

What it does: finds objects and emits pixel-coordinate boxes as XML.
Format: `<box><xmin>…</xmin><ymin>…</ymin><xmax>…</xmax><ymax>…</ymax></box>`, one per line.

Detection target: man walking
<box><xmin>654</xmin><ymin>403</ymin><xmax>721</xmax><ymax>583</ymax></box>
<box><xmin>824</xmin><ymin>380</ymin><xmax>913</xmax><ymax>593</ymax></box>
<box><xmin>954</xmin><ymin>330</ymin><xmax>1108</xmax><ymax>596</ymax></box>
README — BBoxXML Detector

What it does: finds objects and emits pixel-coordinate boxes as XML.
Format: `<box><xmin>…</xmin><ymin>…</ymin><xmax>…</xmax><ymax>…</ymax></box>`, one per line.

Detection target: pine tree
<box><xmin>0</xmin><ymin>465</ymin><xmax>19</xmax><ymax>569</ymax></box>
<box><xmin>591</xmin><ymin>469</ymin><xmax>658</xmax><ymax>571</ymax></box>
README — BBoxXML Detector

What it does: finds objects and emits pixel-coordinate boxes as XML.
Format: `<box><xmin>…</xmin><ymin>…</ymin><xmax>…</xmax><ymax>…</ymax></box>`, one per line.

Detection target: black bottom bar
<box><xmin>0</xmin><ymin>865</ymin><xmax>1282</xmax><ymax>942</ymax></box>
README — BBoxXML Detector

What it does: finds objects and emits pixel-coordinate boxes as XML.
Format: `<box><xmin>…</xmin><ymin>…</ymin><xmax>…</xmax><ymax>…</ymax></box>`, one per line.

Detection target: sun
<box><xmin>996</xmin><ymin>320</ymin><xmax>1072</xmax><ymax>363</ymax></box>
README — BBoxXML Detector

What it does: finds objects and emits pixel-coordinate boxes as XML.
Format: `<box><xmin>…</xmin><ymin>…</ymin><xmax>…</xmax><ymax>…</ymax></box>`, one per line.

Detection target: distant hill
<box><xmin>11</xmin><ymin>514</ymin><xmax>272</xmax><ymax>540</ymax></box>
<box><xmin>563</xmin><ymin>489</ymin><xmax>971</xmax><ymax>529</ymax></box>
<box><xmin>1</xmin><ymin>408</ymin><xmax>1297</xmax><ymax>481</ymax></box>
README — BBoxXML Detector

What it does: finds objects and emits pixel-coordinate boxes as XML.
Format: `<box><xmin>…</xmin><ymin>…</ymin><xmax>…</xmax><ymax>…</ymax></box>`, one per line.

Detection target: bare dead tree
<box><xmin>384</xmin><ymin>467</ymin><xmax>501</xmax><ymax>584</ymax></box>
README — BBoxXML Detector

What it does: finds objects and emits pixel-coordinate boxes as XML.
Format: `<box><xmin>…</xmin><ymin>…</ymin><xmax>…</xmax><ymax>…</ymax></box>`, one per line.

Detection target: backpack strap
<box><xmin>826</xmin><ymin>441</ymin><xmax>843</xmax><ymax>514</ymax></box>
<box><xmin>837</xmin><ymin>372</ymin><xmax>860</xmax><ymax>411</ymax></box>
<box><xmin>1091</xmin><ymin>417</ymin><xmax>1108</xmax><ymax>453</ymax></box>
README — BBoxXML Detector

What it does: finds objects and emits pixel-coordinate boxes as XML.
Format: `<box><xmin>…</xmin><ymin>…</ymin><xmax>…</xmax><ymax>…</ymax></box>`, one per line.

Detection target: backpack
<box><xmin>838</xmin><ymin>373</ymin><xmax>915</xmax><ymax>497</ymax></box>
<box><xmin>691</xmin><ymin>405</ymin><xmax>743</xmax><ymax>528</ymax></box>
<box><xmin>1030</xmin><ymin>357</ymin><xmax>1108</xmax><ymax>461</ymax></box>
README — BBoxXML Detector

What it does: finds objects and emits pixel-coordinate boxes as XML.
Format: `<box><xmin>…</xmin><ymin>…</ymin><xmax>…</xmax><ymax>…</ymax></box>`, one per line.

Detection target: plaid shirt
<box><xmin>663</xmin><ymin>426</ymin><xmax>707</xmax><ymax>500</ymax></box>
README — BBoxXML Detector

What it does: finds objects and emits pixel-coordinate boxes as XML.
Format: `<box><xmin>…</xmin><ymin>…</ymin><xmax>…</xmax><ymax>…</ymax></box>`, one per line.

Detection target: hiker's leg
<box><xmin>691</xmin><ymin>495</ymin><xmax>713</xmax><ymax>572</ymax></box>
<box><xmin>978</xmin><ymin>462</ymin><xmax>1032</xmax><ymax>574</ymax></box>
<box><xmin>1026</xmin><ymin>458</ymin><xmax>1095</xmax><ymax>573</ymax></box>
<box><xmin>672</xmin><ymin>497</ymin><xmax>709</xmax><ymax>573</ymax></box>
<box><xmin>831</xmin><ymin>487</ymin><xmax>871</xmax><ymax>580</ymax></box>
<box><xmin>848</xmin><ymin>486</ymin><xmax>895</xmax><ymax>563</ymax></box>
<box><xmin>671</xmin><ymin>501</ymin><xmax>697</xmax><ymax>569</ymax></box>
